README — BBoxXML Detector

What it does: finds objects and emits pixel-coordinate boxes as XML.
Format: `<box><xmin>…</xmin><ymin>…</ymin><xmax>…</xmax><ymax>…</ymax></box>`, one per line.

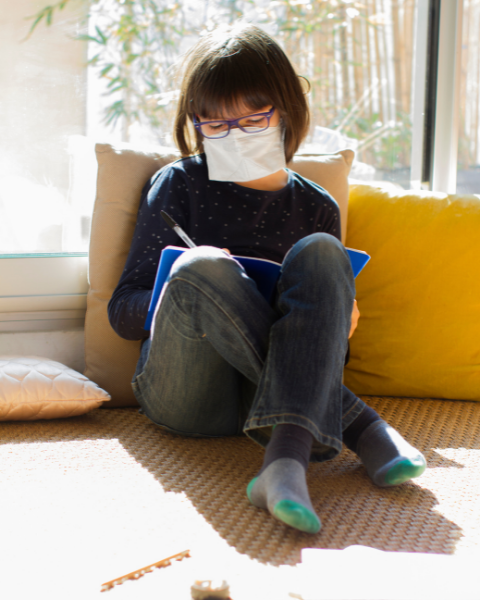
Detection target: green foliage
<box><xmin>337</xmin><ymin>108</ymin><xmax>412</xmax><ymax>170</ymax></box>
<box><xmin>26</xmin><ymin>0</ymin><xmax>411</xmax><ymax>169</ymax></box>
<box><xmin>25</xmin><ymin>0</ymin><xmax>72</xmax><ymax>37</ymax></box>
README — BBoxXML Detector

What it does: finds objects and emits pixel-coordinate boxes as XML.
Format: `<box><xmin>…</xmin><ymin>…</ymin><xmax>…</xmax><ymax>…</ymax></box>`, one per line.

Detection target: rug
<box><xmin>1</xmin><ymin>396</ymin><xmax>479</xmax><ymax>599</ymax></box>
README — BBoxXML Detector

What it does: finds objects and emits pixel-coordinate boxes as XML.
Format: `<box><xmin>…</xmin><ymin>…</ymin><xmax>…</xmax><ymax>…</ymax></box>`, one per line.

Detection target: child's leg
<box><xmin>132</xmin><ymin>245</ymin><xmax>277</xmax><ymax>436</ymax></box>
<box><xmin>135</xmin><ymin>241</ymin><xmax>425</xmax><ymax>533</ymax></box>
<box><xmin>245</xmin><ymin>233</ymin><xmax>354</xmax><ymax>532</ymax></box>
<box><xmin>245</xmin><ymin>233</ymin><xmax>425</xmax><ymax>532</ymax></box>
<box><xmin>245</xmin><ymin>233</ymin><xmax>358</xmax><ymax>457</ymax></box>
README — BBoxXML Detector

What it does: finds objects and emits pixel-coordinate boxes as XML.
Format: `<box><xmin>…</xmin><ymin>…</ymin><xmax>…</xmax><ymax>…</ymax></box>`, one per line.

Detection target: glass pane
<box><xmin>281</xmin><ymin>0</ymin><xmax>417</xmax><ymax>188</ymax></box>
<box><xmin>458</xmin><ymin>0</ymin><xmax>480</xmax><ymax>193</ymax></box>
<box><xmin>3</xmin><ymin>0</ymin><xmax>423</xmax><ymax>257</ymax></box>
<box><xmin>0</xmin><ymin>0</ymin><xmax>92</xmax><ymax>255</ymax></box>
<box><xmin>87</xmin><ymin>0</ymin><xmax>419</xmax><ymax>190</ymax></box>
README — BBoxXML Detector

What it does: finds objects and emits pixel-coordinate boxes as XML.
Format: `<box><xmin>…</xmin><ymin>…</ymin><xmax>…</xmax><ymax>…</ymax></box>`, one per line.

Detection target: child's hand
<box><xmin>349</xmin><ymin>299</ymin><xmax>360</xmax><ymax>339</ymax></box>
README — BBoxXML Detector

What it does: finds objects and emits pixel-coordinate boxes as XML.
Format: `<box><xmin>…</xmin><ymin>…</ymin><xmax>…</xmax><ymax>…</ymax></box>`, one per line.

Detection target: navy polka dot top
<box><xmin>108</xmin><ymin>154</ymin><xmax>341</xmax><ymax>340</ymax></box>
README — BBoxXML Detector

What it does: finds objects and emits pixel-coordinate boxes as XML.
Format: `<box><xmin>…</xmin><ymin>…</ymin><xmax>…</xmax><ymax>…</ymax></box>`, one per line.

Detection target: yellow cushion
<box><xmin>344</xmin><ymin>184</ymin><xmax>480</xmax><ymax>401</ymax></box>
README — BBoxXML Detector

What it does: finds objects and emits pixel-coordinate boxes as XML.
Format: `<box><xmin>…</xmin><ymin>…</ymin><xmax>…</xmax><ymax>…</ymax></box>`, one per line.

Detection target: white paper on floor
<box><xmin>290</xmin><ymin>545</ymin><xmax>480</xmax><ymax>600</ymax></box>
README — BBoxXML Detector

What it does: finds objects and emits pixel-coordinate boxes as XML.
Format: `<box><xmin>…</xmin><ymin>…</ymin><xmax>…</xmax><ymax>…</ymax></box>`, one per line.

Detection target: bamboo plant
<box><xmin>28</xmin><ymin>0</ymin><xmax>415</xmax><ymax>170</ymax></box>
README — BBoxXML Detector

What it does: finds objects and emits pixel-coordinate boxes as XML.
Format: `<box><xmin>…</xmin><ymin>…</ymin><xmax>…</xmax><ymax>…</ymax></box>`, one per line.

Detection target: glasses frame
<box><xmin>193</xmin><ymin>107</ymin><xmax>275</xmax><ymax>139</ymax></box>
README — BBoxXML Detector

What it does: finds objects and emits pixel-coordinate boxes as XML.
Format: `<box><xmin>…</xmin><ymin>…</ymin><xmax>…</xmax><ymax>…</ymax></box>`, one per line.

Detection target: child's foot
<box><xmin>246</xmin><ymin>423</ymin><xmax>320</xmax><ymax>533</ymax></box>
<box><xmin>356</xmin><ymin>420</ymin><xmax>426</xmax><ymax>487</ymax></box>
<box><xmin>247</xmin><ymin>457</ymin><xmax>321</xmax><ymax>533</ymax></box>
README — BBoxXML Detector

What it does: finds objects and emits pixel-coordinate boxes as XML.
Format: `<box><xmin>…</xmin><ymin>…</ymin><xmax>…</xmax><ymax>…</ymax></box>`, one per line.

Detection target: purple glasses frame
<box><xmin>193</xmin><ymin>107</ymin><xmax>275</xmax><ymax>139</ymax></box>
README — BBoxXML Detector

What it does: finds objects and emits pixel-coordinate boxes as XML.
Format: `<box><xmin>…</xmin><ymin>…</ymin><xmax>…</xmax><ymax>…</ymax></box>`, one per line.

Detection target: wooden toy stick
<box><xmin>100</xmin><ymin>549</ymin><xmax>191</xmax><ymax>592</ymax></box>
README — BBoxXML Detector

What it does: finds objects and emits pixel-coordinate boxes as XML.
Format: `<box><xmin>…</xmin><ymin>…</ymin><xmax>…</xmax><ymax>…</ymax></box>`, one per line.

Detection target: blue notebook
<box><xmin>144</xmin><ymin>245</ymin><xmax>370</xmax><ymax>330</ymax></box>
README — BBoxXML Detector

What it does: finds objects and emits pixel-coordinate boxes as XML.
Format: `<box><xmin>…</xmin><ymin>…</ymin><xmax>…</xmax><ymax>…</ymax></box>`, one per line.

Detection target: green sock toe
<box><xmin>273</xmin><ymin>499</ymin><xmax>321</xmax><ymax>534</ymax></box>
<box><xmin>384</xmin><ymin>456</ymin><xmax>427</xmax><ymax>486</ymax></box>
<box><xmin>246</xmin><ymin>477</ymin><xmax>258</xmax><ymax>503</ymax></box>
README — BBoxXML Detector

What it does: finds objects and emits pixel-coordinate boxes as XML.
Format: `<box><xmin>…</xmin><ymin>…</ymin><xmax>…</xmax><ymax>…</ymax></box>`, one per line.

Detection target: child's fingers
<box><xmin>349</xmin><ymin>299</ymin><xmax>360</xmax><ymax>339</ymax></box>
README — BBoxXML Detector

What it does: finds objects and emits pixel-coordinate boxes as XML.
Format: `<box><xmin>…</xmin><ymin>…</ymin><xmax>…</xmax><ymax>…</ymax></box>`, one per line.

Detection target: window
<box><xmin>0</xmin><ymin>0</ymin><xmax>93</xmax><ymax>256</ymax></box>
<box><xmin>0</xmin><ymin>2</ymin><xmax>90</xmax><ymax>332</ymax></box>
<box><xmin>458</xmin><ymin>0</ymin><xmax>480</xmax><ymax>193</ymax></box>
<box><xmin>87</xmin><ymin>0</ymin><xmax>420</xmax><ymax>189</ymax></box>
<box><xmin>1</xmin><ymin>0</ymin><xmax>476</xmax><ymax>262</ymax></box>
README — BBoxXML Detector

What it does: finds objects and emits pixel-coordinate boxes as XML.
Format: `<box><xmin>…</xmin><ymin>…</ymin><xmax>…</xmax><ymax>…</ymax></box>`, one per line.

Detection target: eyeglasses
<box><xmin>193</xmin><ymin>107</ymin><xmax>275</xmax><ymax>139</ymax></box>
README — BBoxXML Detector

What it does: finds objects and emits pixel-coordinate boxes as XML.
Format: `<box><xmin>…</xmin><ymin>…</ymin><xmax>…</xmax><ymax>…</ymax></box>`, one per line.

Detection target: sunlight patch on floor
<box><xmin>0</xmin><ymin>438</ymin><xmax>249</xmax><ymax>599</ymax></box>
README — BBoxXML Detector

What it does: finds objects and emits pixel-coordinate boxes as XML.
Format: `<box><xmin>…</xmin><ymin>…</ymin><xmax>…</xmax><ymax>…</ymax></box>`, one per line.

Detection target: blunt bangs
<box><xmin>190</xmin><ymin>51</ymin><xmax>278</xmax><ymax>119</ymax></box>
<box><xmin>174</xmin><ymin>24</ymin><xmax>310</xmax><ymax>163</ymax></box>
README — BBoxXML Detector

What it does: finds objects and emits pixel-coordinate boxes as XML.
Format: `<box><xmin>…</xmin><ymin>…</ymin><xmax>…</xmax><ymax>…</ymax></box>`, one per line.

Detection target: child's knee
<box><xmin>284</xmin><ymin>233</ymin><xmax>348</xmax><ymax>276</ymax></box>
<box><xmin>169</xmin><ymin>245</ymin><xmax>243</xmax><ymax>289</ymax></box>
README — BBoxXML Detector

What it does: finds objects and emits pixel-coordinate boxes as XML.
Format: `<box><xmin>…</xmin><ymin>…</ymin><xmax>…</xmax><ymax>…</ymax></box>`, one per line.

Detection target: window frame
<box><xmin>411</xmin><ymin>0</ymin><xmax>464</xmax><ymax>192</ymax></box>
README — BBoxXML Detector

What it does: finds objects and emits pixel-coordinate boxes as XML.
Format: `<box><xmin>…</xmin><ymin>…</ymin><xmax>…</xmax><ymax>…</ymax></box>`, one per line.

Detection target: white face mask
<box><xmin>202</xmin><ymin>124</ymin><xmax>287</xmax><ymax>182</ymax></box>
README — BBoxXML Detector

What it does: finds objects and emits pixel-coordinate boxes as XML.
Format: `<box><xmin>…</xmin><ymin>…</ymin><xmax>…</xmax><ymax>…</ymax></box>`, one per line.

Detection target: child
<box><xmin>108</xmin><ymin>23</ymin><xmax>426</xmax><ymax>534</ymax></box>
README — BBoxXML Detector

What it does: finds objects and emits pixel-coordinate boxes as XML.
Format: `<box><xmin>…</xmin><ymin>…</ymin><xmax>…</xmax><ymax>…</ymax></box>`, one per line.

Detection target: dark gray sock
<box><xmin>259</xmin><ymin>423</ymin><xmax>313</xmax><ymax>474</ymax></box>
<box><xmin>247</xmin><ymin>458</ymin><xmax>321</xmax><ymax>534</ymax></box>
<box><xmin>357</xmin><ymin>420</ymin><xmax>426</xmax><ymax>487</ymax></box>
<box><xmin>343</xmin><ymin>405</ymin><xmax>382</xmax><ymax>454</ymax></box>
<box><xmin>247</xmin><ymin>424</ymin><xmax>320</xmax><ymax>533</ymax></box>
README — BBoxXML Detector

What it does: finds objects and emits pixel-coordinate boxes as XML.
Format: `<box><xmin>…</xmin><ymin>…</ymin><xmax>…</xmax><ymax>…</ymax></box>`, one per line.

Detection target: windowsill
<box><xmin>0</xmin><ymin>255</ymin><xmax>89</xmax><ymax>332</ymax></box>
<box><xmin>0</xmin><ymin>294</ymin><xmax>87</xmax><ymax>313</ymax></box>
<box><xmin>0</xmin><ymin>253</ymin><xmax>88</xmax><ymax>259</ymax></box>
<box><xmin>0</xmin><ymin>311</ymin><xmax>86</xmax><ymax>333</ymax></box>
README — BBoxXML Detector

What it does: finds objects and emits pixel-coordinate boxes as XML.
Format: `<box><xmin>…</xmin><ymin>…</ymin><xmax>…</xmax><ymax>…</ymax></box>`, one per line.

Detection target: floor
<box><xmin>1</xmin><ymin>397</ymin><xmax>480</xmax><ymax>600</ymax></box>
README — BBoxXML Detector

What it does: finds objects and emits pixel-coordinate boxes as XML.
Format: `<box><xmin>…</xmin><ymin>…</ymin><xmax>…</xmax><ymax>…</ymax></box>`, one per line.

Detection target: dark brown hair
<box><xmin>174</xmin><ymin>24</ymin><xmax>310</xmax><ymax>163</ymax></box>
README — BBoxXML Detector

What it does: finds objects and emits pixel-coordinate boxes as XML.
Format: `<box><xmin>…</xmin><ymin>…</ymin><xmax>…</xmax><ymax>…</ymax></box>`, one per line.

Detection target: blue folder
<box><xmin>144</xmin><ymin>245</ymin><xmax>370</xmax><ymax>330</ymax></box>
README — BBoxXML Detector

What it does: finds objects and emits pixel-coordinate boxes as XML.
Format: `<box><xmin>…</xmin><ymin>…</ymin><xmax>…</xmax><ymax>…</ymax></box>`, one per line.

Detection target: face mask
<box><xmin>202</xmin><ymin>124</ymin><xmax>287</xmax><ymax>182</ymax></box>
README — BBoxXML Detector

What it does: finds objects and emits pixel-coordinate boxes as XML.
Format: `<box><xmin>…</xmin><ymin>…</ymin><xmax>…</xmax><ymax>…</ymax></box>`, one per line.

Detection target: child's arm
<box><xmin>108</xmin><ymin>165</ymin><xmax>190</xmax><ymax>340</ymax></box>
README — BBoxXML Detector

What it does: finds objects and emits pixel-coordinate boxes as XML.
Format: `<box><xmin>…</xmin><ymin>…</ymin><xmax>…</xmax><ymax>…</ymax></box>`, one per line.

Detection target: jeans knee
<box><xmin>169</xmin><ymin>245</ymin><xmax>239</xmax><ymax>286</ymax></box>
<box><xmin>284</xmin><ymin>233</ymin><xmax>348</xmax><ymax>276</ymax></box>
<box><xmin>279</xmin><ymin>233</ymin><xmax>355</xmax><ymax>307</ymax></box>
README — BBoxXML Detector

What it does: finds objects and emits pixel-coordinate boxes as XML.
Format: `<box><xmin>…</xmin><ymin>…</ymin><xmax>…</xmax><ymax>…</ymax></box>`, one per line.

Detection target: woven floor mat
<box><xmin>1</xmin><ymin>396</ymin><xmax>480</xmax><ymax>597</ymax></box>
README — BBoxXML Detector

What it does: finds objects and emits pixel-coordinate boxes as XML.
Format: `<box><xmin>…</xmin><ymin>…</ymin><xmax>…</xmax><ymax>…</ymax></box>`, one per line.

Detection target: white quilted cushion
<box><xmin>0</xmin><ymin>356</ymin><xmax>110</xmax><ymax>421</ymax></box>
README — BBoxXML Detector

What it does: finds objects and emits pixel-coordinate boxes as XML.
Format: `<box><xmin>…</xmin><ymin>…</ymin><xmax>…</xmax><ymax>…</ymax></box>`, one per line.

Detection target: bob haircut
<box><xmin>174</xmin><ymin>24</ymin><xmax>310</xmax><ymax>164</ymax></box>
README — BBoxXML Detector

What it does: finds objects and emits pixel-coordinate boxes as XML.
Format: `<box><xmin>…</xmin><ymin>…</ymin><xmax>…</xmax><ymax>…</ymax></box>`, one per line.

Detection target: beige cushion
<box><xmin>0</xmin><ymin>356</ymin><xmax>110</xmax><ymax>420</ymax></box>
<box><xmin>85</xmin><ymin>143</ymin><xmax>354</xmax><ymax>407</ymax></box>
<box><xmin>290</xmin><ymin>150</ymin><xmax>353</xmax><ymax>242</ymax></box>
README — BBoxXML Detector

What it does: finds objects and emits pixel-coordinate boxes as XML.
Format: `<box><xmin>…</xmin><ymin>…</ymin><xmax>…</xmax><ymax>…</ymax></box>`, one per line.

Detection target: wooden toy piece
<box><xmin>190</xmin><ymin>579</ymin><xmax>230</xmax><ymax>599</ymax></box>
<box><xmin>100</xmin><ymin>549</ymin><xmax>191</xmax><ymax>592</ymax></box>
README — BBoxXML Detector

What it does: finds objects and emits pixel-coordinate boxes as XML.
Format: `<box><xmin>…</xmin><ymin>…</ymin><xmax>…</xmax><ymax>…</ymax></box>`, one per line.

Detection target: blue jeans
<box><xmin>132</xmin><ymin>233</ymin><xmax>366</xmax><ymax>462</ymax></box>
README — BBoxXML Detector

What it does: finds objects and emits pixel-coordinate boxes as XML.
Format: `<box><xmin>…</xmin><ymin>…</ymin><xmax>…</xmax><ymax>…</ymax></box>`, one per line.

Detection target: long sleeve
<box><xmin>312</xmin><ymin>186</ymin><xmax>342</xmax><ymax>242</ymax></box>
<box><xmin>108</xmin><ymin>163</ymin><xmax>190</xmax><ymax>340</ymax></box>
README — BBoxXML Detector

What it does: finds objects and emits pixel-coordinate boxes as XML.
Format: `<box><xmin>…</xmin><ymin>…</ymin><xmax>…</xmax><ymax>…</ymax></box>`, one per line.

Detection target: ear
<box><xmin>298</xmin><ymin>75</ymin><xmax>311</xmax><ymax>94</ymax></box>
